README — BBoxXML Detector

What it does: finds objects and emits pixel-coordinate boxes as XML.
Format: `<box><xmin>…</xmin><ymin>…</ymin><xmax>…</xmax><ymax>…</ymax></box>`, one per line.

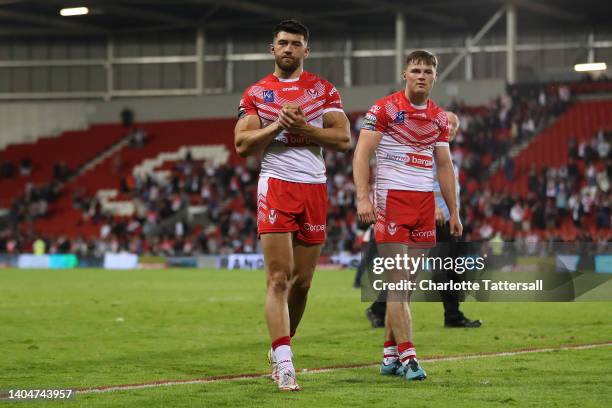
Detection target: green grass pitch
<box><xmin>0</xmin><ymin>268</ymin><xmax>610</xmax><ymax>407</ymax></box>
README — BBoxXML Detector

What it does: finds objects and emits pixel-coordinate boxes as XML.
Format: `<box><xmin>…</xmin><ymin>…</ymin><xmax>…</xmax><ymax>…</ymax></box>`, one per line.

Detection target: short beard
<box><xmin>275</xmin><ymin>55</ymin><xmax>301</xmax><ymax>74</ymax></box>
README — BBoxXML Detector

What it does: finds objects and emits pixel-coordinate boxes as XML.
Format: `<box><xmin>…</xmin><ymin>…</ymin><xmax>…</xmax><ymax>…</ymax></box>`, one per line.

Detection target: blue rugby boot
<box><xmin>380</xmin><ymin>358</ymin><xmax>405</xmax><ymax>376</ymax></box>
<box><xmin>403</xmin><ymin>358</ymin><xmax>427</xmax><ymax>381</ymax></box>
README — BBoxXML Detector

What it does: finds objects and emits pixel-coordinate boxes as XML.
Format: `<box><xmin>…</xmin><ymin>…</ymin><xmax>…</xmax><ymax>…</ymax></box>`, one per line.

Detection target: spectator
<box><xmin>121</xmin><ymin>107</ymin><xmax>134</xmax><ymax>129</ymax></box>
<box><xmin>510</xmin><ymin>200</ymin><xmax>525</xmax><ymax>229</ymax></box>
<box><xmin>128</xmin><ymin>128</ymin><xmax>147</xmax><ymax>149</ymax></box>
<box><xmin>20</xmin><ymin>158</ymin><xmax>32</xmax><ymax>176</ymax></box>
<box><xmin>0</xmin><ymin>161</ymin><xmax>15</xmax><ymax>178</ymax></box>
<box><xmin>597</xmin><ymin>128</ymin><xmax>610</xmax><ymax>159</ymax></box>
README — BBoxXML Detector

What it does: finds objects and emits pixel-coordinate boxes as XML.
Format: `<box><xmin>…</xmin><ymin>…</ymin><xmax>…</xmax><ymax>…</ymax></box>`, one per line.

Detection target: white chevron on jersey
<box><xmin>238</xmin><ymin>71</ymin><xmax>344</xmax><ymax>183</ymax></box>
<box><xmin>361</xmin><ymin>91</ymin><xmax>450</xmax><ymax>192</ymax></box>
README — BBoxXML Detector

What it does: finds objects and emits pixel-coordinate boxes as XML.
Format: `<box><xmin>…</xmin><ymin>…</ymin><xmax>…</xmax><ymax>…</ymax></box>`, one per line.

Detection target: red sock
<box><xmin>398</xmin><ymin>341</ymin><xmax>416</xmax><ymax>363</ymax></box>
<box><xmin>383</xmin><ymin>341</ymin><xmax>398</xmax><ymax>360</ymax></box>
<box><xmin>271</xmin><ymin>336</ymin><xmax>291</xmax><ymax>350</ymax></box>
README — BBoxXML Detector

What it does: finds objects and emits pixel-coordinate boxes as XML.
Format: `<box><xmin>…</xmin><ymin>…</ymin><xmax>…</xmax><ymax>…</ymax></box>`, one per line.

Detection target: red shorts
<box><xmin>257</xmin><ymin>176</ymin><xmax>328</xmax><ymax>244</ymax></box>
<box><xmin>374</xmin><ymin>189</ymin><xmax>436</xmax><ymax>247</ymax></box>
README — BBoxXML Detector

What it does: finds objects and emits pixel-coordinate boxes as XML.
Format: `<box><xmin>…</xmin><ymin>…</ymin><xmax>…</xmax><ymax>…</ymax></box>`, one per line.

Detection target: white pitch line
<box><xmin>77</xmin><ymin>342</ymin><xmax>612</xmax><ymax>395</ymax></box>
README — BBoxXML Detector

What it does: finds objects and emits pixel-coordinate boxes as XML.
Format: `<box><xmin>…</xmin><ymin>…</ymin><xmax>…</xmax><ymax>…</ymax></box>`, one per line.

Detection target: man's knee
<box><xmin>267</xmin><ymin>262</ymin><xmax>291</xmax><ymax>293</ymax></box>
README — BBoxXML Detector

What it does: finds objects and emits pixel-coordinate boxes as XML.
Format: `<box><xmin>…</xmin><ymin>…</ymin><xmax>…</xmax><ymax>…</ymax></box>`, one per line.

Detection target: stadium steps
<box><xmin>65</xmin><ymin>118</ymin><xmax>237</xmax><ymax>197</ymax></box>
<box><xmin>489</xmin><ymin>100</ymin><xmax>612</xmax><ymax>195</ymax></box>
<box><xmin>31</xmin><ymin>118</ymin><xmax>237</xmax><ymax>238</ymax></box>
<box><xmin>0</xmin><ymin>124</ymin><xmax>125</xmax><ymax>208</ymax></box>
<box><xmin>74</xmin><ymin>131</ymin><xmax>133</xmax><ymax>180</ymax></box>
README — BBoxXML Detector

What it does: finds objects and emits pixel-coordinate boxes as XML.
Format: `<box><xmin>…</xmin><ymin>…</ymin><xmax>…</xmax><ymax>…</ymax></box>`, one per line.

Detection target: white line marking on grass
<box><xmin>77</xmin><ymin>342</ymin><xmax>612</xmax><ymax>395</ymax></box>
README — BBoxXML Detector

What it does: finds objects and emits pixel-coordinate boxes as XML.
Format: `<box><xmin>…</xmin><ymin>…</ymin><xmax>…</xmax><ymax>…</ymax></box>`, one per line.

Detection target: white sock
<box><xmin>383</xmin><ymin>344</ymin><xmax>399</xmax><ymax>365</ymax></box>
<box><xmin>399</xmin><ymin>348</ymin><xmax>416</xmax><ymax>366</ymax></box>
<box><xmin>274</xmin><ymin>345</ymin><xmax>294</xmax><ymax>371</ymax></box>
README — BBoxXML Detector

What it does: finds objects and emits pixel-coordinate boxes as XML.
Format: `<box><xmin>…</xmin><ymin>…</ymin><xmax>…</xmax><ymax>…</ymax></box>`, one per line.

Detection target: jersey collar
<box><xmin>272</xmin><ymin>71</ymin><xmax>305</xmax><ymax>82</ymax></box>
<box><xmin>399</xmin><ymin>91</ymin><xmax>430</xmax><ymax>110</ymax></box>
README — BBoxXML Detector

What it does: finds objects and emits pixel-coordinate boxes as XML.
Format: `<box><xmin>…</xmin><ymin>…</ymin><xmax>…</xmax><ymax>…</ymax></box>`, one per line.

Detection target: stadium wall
<box><xmin>0</xmin><ymin>29</ymin><xmax>609</xmax><ymax>96</ymax></box>
<box><xmin>88</xmin><ymin>78</ymin><xmax>505</xmax><ymax>124</ymax></box>
<box><xmin>0</xmin><ymin>79</ymin><xmax>504</xmax><ymax>148</ymax></box>
<box><xmin>0</xmin><ymin>102</ymin><xmax>91</xmax><ymax>149</ymax></box>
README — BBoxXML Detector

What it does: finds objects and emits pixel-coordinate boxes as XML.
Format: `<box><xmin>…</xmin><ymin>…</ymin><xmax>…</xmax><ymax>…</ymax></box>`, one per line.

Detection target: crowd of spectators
<box><xmin>2</xmin><ymin>82</ymin><xmax>611</xmax><ymax>257</ymax></box>
<box><xmin>0</xmin><ymin>158</ymin><xmax>31</xmax><ymax>179</ymax></box>
<box><xmin>460</xmin><ymin>125</ymin><xmax>612</xmax><ymax>251</ymax></box>
<box><xmin>8</xmin><ymin>182</ymin><xmax>60</xmax><ymax>227</ymax></box>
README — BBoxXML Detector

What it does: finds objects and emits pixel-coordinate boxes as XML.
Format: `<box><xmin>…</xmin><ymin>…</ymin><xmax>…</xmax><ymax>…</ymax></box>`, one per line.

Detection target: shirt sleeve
<box><xmin>322</xmin><ymin>81</ymin><xmax>344</xmax><ymax>114</ymax></box>
<box><xmin>360</xmin><ymin>100</ymin><xmax>388</xmax><ymax>133</ymax></box>
<box><xmin>237</xmin><ymin>87</ymin><xmax>258</xmax><ymax>120</ymax></box>
<box><xmin>434</xmin><ymin>110</ymin><xmax>450</xmax><ymax>146</ymax></box>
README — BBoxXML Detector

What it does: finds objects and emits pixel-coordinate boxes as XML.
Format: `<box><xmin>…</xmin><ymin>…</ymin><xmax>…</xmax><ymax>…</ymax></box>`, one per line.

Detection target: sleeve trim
<box><xmin>323</xmin><ymin>108</ymin><xmax>345</xmax><ymax>114</ymax></box>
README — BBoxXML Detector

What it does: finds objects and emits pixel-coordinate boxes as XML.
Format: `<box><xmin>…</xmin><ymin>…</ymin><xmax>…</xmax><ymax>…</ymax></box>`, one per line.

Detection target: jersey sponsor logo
<box><xmin>304</xmin><ymin>223</ymin><xmax>326</xmax><ymax>232</ymax></box>
<box><xmin>405</xmin><ymin>153</ymin><xmax>433</xmax><ymax>169</ymax></box>
<box><xmin>263</xmin><ymin>90</ymin><xmax>275</xmax><ymax>103</ymax></box>
<box><xmin>275</xmin><ymin>133</ymin><xmax>317</xmax><ymax>147</ymax></box>
<box><xmin>412</xmin><ymin>112</ymin><xmax>427</xmax><ymax>119</ymax></box>
<box><xmin>268</xmin><ymin>209</ymin><xmax>278</xmax><ymax>224</ymax></box>
<box><xmin>411</xmin><ymin>229</ymin><xmax>435</xmax><ymax>238</ymax></box>
<box><xmin>282</xmin><ymin>86</ymin><xmax>300</xmax><ymax>91</ymax></box>
<box><xmin>329</xmin><ymin>87</ymin><xmax>338</xmax><ymax>97</ymax></box>
<box><xmin>387</xmin><ymin>221</ymin><xmax>398</xmax><ymax>236</ymax></box>
<box><xmin>371</xmin><ymin>105</ymin><xmax>381</xmax><ymax>113</ymax></box>
<box><xmin>395</xmin><ymin>111</ymin><xmax>405</xmax><ymax>123</ymax></box>
<box><xmin>383</xmin><ymin>152</ymin><xmax>408</xmax><ymax>162</ymax></box>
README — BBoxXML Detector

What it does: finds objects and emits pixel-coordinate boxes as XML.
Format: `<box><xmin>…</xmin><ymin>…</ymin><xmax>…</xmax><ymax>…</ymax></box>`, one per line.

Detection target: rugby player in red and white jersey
<box><xmin>353</xmin><ymin>50</ymin><xmax>462</xmax><ymax>381</ymax></box>
<box><xmin>234</xmin><ymin>20</ymin><xmax>350</xmax><ymax>391</ymax></box>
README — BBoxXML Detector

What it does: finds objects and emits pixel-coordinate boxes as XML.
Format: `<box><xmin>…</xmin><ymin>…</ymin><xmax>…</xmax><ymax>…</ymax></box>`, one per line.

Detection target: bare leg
<box><xmin>377</xmin><ymin>243</ymin><xmax>422</xmax><ymax>344</ymax></box>
<box><xmin>386</xmin><ymin>302</ymin><xmax>413</xmax><ymax>344</ymax></box>
<box><xmin>384</xmin><ymin>314</ymin><xmax>395</xmax><ymax>343</ymax></box>
<box><xmin>288</xmin><ymin>237</ymin><xmax>322</xmax><ymax>335</ymax></box>
<box><xmin>262</xmin><ymin>232</ymin><xmax>294</xmax><ymax>341</ymax></box>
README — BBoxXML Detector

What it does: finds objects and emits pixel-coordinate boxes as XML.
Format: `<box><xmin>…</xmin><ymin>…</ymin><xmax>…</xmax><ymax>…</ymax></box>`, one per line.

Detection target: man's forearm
<box><xmin>437</xmin><ymin>164</ymin><xmax>458</xmax><ymax>217</ymax></box>
<box><xmin>302</xmin><ymin>124</ymin><xmax>350</xmax><ymax>151</ymax></box>
<box><xmin>235</xmin><ymin>122</ymin><xmax>283</xmax><ymax>157</ymax></box>
<box><xmin>353</xmin><ymin>152</ymin><xmax>371</xmax><ymax>200</ymax></box>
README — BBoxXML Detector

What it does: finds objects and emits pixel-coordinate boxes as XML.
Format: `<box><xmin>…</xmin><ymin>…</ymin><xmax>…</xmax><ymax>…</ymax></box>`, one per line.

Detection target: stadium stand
<box><xmin>25</xmin><ymin>119</ymin><xmax>236</xmax><ymax>239</ymax></box>
<box><xmin>490</xmin><ymin>100</ymin><xmax>612</xmax><ymax>195</ymax></box>
<box><xmin>1</xmin><ymin>81</ymin><xmax>611</xmax><ymax>256</ymax></box>
<box><xmin>0</xmin><ymin>124</ymin><xmax>127</xmax><ymax>206</ymax></box>
<box><xmin>0</xmin><ymin>102</ymin><xmax>92</xmax><ymax>149</ymax></box>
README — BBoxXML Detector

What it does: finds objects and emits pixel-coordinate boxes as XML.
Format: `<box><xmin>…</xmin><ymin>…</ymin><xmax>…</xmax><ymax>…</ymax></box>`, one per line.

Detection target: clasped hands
<box><xmin>277</xmin><ymin>104</ymin><xmax>309</xmax><ymax>134</ymax></box>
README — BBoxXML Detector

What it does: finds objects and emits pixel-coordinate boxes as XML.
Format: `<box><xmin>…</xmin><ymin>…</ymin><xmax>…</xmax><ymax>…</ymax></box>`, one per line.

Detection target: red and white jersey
<box><xmin>238</xmin><ymin>71</ymin><xmax>344</xmax><ymax>183</ymax></box>
<box><xmin>361</xmin><ymin>91</ymin><xmax>450</xmax><ymax>192</ymax></box>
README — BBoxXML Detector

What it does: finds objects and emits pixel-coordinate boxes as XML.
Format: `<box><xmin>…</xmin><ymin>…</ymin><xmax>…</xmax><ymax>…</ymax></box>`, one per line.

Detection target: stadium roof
<box><xmin>0</xmin><ymin>0</ymin><xmax>610</xmax><ymax>37</ymax></box>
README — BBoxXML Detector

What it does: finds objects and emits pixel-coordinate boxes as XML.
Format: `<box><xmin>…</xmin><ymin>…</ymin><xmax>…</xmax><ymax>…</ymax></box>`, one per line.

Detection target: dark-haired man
<box><xmin>353</xmin><ymin>50</ymin><xmax>461</xmax><ymax>381</ymax></box>
<box><xmin>234</xmin><ymin>20</ymin><xmax>350</xmax><ymax>391</ymax></box>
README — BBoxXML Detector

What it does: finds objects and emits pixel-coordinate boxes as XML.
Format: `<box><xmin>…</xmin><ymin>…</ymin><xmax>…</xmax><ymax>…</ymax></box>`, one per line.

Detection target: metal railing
<box><xmin>0</xmin><ymin>28</ymin><xmax>610</xmax><ymax>100</ymax></box>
